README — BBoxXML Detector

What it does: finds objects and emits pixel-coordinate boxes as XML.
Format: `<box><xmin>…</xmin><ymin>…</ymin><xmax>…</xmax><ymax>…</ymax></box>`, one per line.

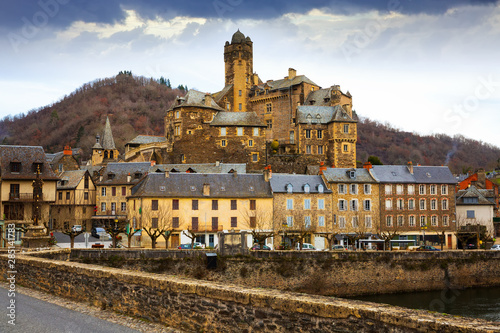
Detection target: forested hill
<box><xmin>0</xmin><ymin>73</ymin><xmax>498</xmax><ymax>174</ymax></box>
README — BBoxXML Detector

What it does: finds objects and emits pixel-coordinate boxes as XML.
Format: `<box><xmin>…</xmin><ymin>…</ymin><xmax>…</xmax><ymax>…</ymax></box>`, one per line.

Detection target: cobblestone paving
<box><xmin>0</xmin><ymin>282</ymin><xmax>181</xmax><ymax>333</ymax></box>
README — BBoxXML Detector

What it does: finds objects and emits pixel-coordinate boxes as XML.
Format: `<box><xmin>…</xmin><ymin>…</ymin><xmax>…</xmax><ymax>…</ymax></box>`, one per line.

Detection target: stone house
<box><xmin>269</xmin><ymin>173</ymin><xmax>332</xmax><ymax>250</ymax></box>
<box><xmin>128</xmin><ymin>172</ymin><xmax>273</xmax><ymax>248</ymax></box>
<box><xmin>370</xmin><ymin>163</ymin><xmax>457</xmax><ymax>249</ymax></box>
<box><xmin>91</xmin><ymin>116</ymin><xmax>121</xmax><ymax>166</ymax></box>
<box><xmin>46</xmin><ymin>145</ymin><xmax>81</xmax><ymax>175</ymax></box>
<box><xmin>93</xmin><ymin>162</ymin><xmax>151</xmax><ymax>228</ymax></box>
<box><xmin>0</xmin><ymin>145</ymin><xmax>58</xmax><ymax>246</ymax></box>
<box><xmin>321</xmin><ymin>167</ymin><xmax>380</xmax><ymax>249</ymax></box>
<box><xmin>51</xmin><ymin>170</ymin><xmax>96</xmax><ymax>232</ymax></box>
<box><xmin>456</xmin><ymin>185</ymin><xmax>496</xmax><ymax>239</ymax></box>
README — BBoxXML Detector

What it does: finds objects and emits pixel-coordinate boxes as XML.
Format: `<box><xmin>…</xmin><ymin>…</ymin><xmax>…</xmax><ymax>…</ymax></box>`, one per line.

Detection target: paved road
<box><xmin>0</xmin><ymin>286</ymin><xmax>141</xmax><ymax>333</ymax></box>
<box><xmin>52</xmin><ymin>231</ymin><xmax>113</xmax><ymax>249</ymax></box>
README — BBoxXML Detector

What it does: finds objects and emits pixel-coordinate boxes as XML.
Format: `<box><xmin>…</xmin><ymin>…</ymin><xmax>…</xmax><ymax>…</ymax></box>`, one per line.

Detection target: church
<box><xmin>124</xmin><ymin>30</ymin><xmax>357</xmax><ymax>172</ymax></box>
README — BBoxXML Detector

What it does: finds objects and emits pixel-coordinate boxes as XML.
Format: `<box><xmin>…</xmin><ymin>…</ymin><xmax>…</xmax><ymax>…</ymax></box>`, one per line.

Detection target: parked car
<box><xmin>465</xmin><ymin>243</ymin><xmax>477</xmax><ymax>249</ymax></box>
<box><xmin>416</xmin><ymin>245</ymin><xmax>441</xmax><ymax>251</ymax></box>
<box><xmin>250</xmin><ymin>244</ymin><xmax>271</xmax><ymax>251</ymax></box>
<box><xmin>332</xmin><ymin>245</ymin><xmax>348</xmax><ymax>251</ymax></box>
<box><xmin>72</xmin><ymin>225</ymin><xmax>82</xmax><ymax>232</ymax></box>
<box><xmin>178</xmin><ymin>242</ymin><xmax>205</xmax><ymax>249</ymax></box>
<box><xmin>296</xmin><ymin>243</ymin><xmax>316</xmax><ymax>251</ymax></box>
<box><xmin>91</xmin><ymin>227</ymin><xmax>111</xmax><ymax>240</ymax></box>
<box><xmin>491</xmin><ymin>244</ymin><xmax>500</xmax><ymax>251</ymax></box>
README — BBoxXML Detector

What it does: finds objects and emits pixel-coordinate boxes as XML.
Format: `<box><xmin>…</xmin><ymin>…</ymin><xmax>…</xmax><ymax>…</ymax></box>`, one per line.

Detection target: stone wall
<box><xmin>1</xmin><ymin>251</ymin><xmax>498</xmax><ymax>332</ymax></box>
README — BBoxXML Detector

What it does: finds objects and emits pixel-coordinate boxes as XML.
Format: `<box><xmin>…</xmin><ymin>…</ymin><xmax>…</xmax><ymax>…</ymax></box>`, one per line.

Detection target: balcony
<box><xmin>8</xmin><ymin>193</ymin><xmax>45</xmax><ymax>202</ymax></box>
<box><xmin>191</xmin><ymin>225</ymin><xmax>224</xmax><ymax>233</ymax></box>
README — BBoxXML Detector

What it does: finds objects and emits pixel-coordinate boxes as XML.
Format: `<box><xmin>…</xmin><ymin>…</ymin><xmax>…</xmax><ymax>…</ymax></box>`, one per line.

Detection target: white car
<box><xmin>72</xmin><ymin>225</ymin><xmax>82</xmax><ymax>232</ymax></box>
<box><xmin>491</xmin><ymin>244</ymin><xmax>500</xmax><ymax>251</ymax></box>
<box><xmin>296</xmin><ymin>243</ymin><xmax>316</xmax><ymax>251</ymax></box>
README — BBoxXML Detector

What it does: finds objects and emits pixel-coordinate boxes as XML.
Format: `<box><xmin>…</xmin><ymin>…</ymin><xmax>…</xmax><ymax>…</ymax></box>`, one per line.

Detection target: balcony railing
<box><xmin>9</xmin><ymin>193</ymin><xmax>44</xmax><ymax>201</ymax></box>
<box><xmin>191</xmin><ymin>225</ymin><xmax>224</xmax><ymax>232</ymax></box>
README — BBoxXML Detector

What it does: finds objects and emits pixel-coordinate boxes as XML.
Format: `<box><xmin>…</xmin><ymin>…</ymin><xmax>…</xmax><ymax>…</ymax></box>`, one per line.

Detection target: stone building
<box><xmin>456</xmin><ymin>185</ymin><xmax>496</xmax><ymax>239</ymax></box>
<box><xmin>91</xmin><ymin>116</ymin><xmax>120</xmax><ymax>166</ymax></box>
<box><xmin>46</xmin><ymin>145</ymin><xmax>81</xmax><ymax>174</ymax></box>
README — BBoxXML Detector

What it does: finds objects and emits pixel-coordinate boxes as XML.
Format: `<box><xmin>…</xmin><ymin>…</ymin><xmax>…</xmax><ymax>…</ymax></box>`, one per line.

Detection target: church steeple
<box><xmin>91</xmin><ymin>116</ymin><xmax>120</xmax><ymax>166</ymax></box>
<box><xmin>102</xmin><ymin>116</ymin><xmax>116</xmax><ymax>150</ymax></box>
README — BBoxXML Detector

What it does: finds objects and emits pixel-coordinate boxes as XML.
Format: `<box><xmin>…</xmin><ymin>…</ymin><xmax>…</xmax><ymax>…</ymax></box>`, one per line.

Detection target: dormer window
<box><xmin>134</xmin><ymin>172</ymin><xmax>142</xmax><ymax>179</ymax></box>
<box><xmin>287</xmin><ymin>184</ymin><xmax>293</xmax><ymax>193</ymax></box>
<box><xmin>32</xmin><ymin>163</ymin><xmax>43</xmax><ymax>173</ymax></box>
<box><xmin>349</xmin><ymin>170</ymin><xmax>356</xmax><ymax>179</ymax></box>
<box><xmin>318</xmin><ymin>184</ymin><xmax>324</xmax><ymax>193</ymax></box>
<box><xmin>10</xmin><ymin>162</ymin><xmax>21</xmax><ymax>173</ymax></box>
<box><xmin>108</xmin><ymin>173</ymin><xmax>115</xmax><ymax>180</ymax></box>
<box><xmin>304</xmin><ymin>184</ymin><xmax>310</xmax><ymax>193</ymax></box>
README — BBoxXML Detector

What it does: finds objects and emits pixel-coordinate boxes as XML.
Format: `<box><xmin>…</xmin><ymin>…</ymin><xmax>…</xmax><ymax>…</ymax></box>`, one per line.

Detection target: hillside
<box><xmin>0</xmin><ymin>73</ymin><xmax>498</xmax><ymax>174</ymax></box>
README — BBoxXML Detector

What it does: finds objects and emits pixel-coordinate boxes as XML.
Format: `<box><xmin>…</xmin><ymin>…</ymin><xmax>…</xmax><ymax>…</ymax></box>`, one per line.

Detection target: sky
<box><xmin>0</xmin><ymin>0</ymin><xmax>499</xmax><ymax>146</ymax></box>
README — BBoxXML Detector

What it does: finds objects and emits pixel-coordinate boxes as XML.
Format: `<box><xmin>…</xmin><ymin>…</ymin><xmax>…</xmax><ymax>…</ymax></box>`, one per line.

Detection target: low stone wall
<box><xmin>1</xmin><ymin>251</ymin><xmax>499</xmax><ymax>333</ymax></box>
<box><xmin>71</xmin><ymin>249</ymin><xmax>500</xmax><ymax>297</ymax></box>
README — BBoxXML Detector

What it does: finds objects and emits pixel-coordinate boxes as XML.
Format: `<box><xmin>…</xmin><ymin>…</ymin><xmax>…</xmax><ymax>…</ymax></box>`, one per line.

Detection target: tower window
<box><xmin>238</xmin><ymin>103</ymin><xmax>242</xmax><ymax>111</ymax></box>
<box><xmin>238</xmin><ymin>90</ymin><xmax>242</xmax><ymax>96</ymax></box>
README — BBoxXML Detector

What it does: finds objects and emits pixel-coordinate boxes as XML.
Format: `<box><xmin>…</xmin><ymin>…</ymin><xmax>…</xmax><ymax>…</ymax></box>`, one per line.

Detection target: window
<box><xmin>250</xmin><ymin>200</ymin><xmax>256</xmax><ymax>210</ymax></box>
<box><xmin>441</xmin><ymin>185</ymin><xmax>448</xmax><ymax>195</ymax></box>
<box><xmin>318</xmin><ymin>216</ymin><xmax>325</xmax><ymax>227</ymax></box>
<box><xmin>212</xmin><ymin>217</ymin><xmax>219</xmax><ymax>230</ymax></box>
<box><xmin>152</xmin><ymin>218</ymin><xmax>158</xmax><ymax>229</ymax></box>
<box><xmin>58</xmin><ymin>192</ymin><xmax>62</xmax><ymax>200</ymax></box>
<box><xmin>343</xmin><ymin>124</ymin><xmax>349</xmax><ymax>133</ymax></box>
<box><xmin>430</xmin><ymin>185</ymin><xmax>437</xmax><ymax>195</ymax></box>
<box><xmin>419</xmin><ymin>199</ymin><xmax>426</xmax><ymax>210</ymax></box>
<box><xmin>352</xmin><ymin>217</ymin><xmax>358</xmax><ymax>228</ymax></box>
<box><xmin>231</xmin><ymin>200</ymin><xmax>237</xmax><ymax>210</ymax></box>
<box><xmin>192</xmin><ymin>200</ymin><xmax>199</xmax><ymax>210</ymax></box>
<box><xmin>420</xmin><ymin>216</ymin><xmax>426</xmax><ymax>227</ymax></box>
<box><xmin>419</xmin><ymin>185</ymin><xmax>426</xmax><ymax>195</ymax></box>
<box><xmin>396</xmin><ymin>185</ymin><xmax>404</xmax><ymax>195</ymax></box>
<box><xmin>304</xmin><ymin>184</ymin><xmax>310</xmax><ymax>193</ymax></box>
<box><xmin>101</xmin><ymin>187</ymin><xmax>106</xmax><ymax>196</ymax></box>
<box><xmin>212</xmin><ymin>200</ymin><xmax>219</xmax><ymax>210</ymax></box>
<box><xmin>397</xmin><ymin>199</ymin><xmax>404</xmax><ymax>210</ymax></box>
<box><xmin>121</xmin><ymin>202</ymin><xmax>126</xmax><ymax>211</ymax></box>
<box><xmin>173</xmin><ymin>217</ymin><xmax>179</xmax><ymax>228</ymax></box>
<box><xmin>122</xmin><ymin>187</ymin><xmax>126</xmax><ymax>196</ymax></box>
<box><xmin>364</xmin><ymin>199</ymin><xmax>371</xmax><ymax>211</ymax></box>
<box><xmin>220</xmin><ymin>128</ymin><xmax>226</xmax><ymax>136</ymax></box>
<box><xmin>173</xmin><ymin>199</ymin><xmax>179</xmax><ymax>210</ymax></box>
<box><xmin>237</xmin><ymin>127</ymin><xmax>243</xmax><ymax>136</ymax></box>
<box><xmin>248</xmin><ymin>139</ymin><xmax>253</xmax><ymax>147</ymax></box>
<box><xmin>286</xmin><ymin>199</ymin><xmax>293</xmax><ymax>210</ymax></box>
<box><xmin>339</xmin><ymin>199</ymin><xmax>347</xmax><ymax>211</ymax></box>
<box><xmin>287</xmin><ymin>216</ymin><xmax>293</xmax><ymax>227</ymax></box>
<box><xmin>111</xmin><ymin>202</ymin><xmax>116</xmax><ymax>213</ymax></box>
<box><xmin>365</xmin><ymin>216</ymin><xmax>372</xmax><ymax>228</ymax></box>
<box><xmin>10</xmin><ymin>162</ymin><xmax>21</xmax><ymax>173</ymax></box>
<box><xmin>467</xmin><ymin>210</ymin><xmax>475</xmax><ymax>218</ymax></box>
<box><xmin>238</xmin><ymin>89</ymin><xmax>242</xmax><ymax>96</ymax></box>
<box><xmin>192</xmin><ymin>217</ymin><xmax>199</xmax><ymax>230</ymax></box>
<box><xmin>385</xmin><ymin>185</ymin><xmax>392</xmax><ymax>195</ymax></box>
<box><xmin>318</xmin><ymin>199</ymin><xmax>325</xmax><ymax>210</ymax></box>
<box><xmin>408</xmin><ymin>185</ymin><xmax>415</xmax><ymax>195</ymax></box>
<box><xmin>175</xmin><ymin>110</ymin><xmax>180</xmax><ymax>118</ymax></box>
<box><xmin>175</xmin><ymin>125</ymin><xmax>181</xmax><ymax>136</ymax></box>
<box><xmin>350</xmin><ymin>184</ymin><xmax>357</xmax><ymax>194</ymax></box>
<box><xmin>266</xmin><ymin>103</ymin><xmax>272</xmax><ymax>113</ymax></box>
<box><xmin>350</xmin><ymin>200</ymin><xmax>358</xmax><ymax>211</ymax></box>
<box><xmin>253</xmin><ymin>127</ymin><xmax>259</xmax><ymax>136</ymax></box>
<box><xmin>317</xmin><ymin>130</ymin><xmax>323</xmax><ymax>139</ymax></box>
<box><xmin>443</xmin><ymin>215</ymin><xmax>449</xmax><ymax>226</ymax></box>
<box><xmin>84</xmin><ymin>175</ymin><xmax>89</xmax><ymax>189</ymax></box>
<box><xmin>266</xmin><ymin>120</ymin><xmax>272</xmax><ymax>128</ymax></box>
<box><xmin>58</xmin><ymin>164</ymin><xmax>63</xmax><ymax>172</ymax></box>
<box><xmin>385</xmin><ymin>199</ymin><xmax>392</xmax><ymax>210</ymax></box>
<box><xmin>305</xmin><ymin>216</ymin><xmax>312</xmax><ymax>228</ymax></box>
<box><xmin>318</xmin><ymin>184</ymin><xmax>324</xmax><ymax>193</ymax></box>
<box><xmin>231</xmin><ymin>217</ymin><xmax>237</xmax><ymax>228</ymax></box>
<box><xmin>101</xmin><ymin>202</ymin><xmax>106</xmax><ymax>212</ymax></box>
<box><xmin>238</xmin><ymin>103</ymin><xmax>242</xmax><ymax>111</ymax></box>
<box><xmin>397</xmin><ymin>216</ymin><xmax>404</xmax><ymax>227</ymax></box>
<box><xmin>66</xmin><ymin>192</ymin><xmax>70</xmax><ymax>200</ymax></box>
<box><xmin>408</xmin><ymin>199</ymin><xmax>415</xmax><ymax>210</ymax></box>
<box><xmin>343</xmin><ymin>144</ymin><xmax>348</xmax><ymax>152</ymax></box>
<box><xmin>221</xmin><ymin>139</ymin><xmax>227</xmax><ymax>147</ymax></box>
<box><xmin>431</xmin><ymin>215</ymin><xmax>438</xmax><ymax>226</ymax></box>
<box><xmin>287</xmin><ymin>184</ymin><xmax>293</xmax><ymax>194</ymax></box>
<box><xmin>152</xmin><ymin>200</ymin><xmax>158</xmax><ymax>211</ymax></box>
<box><xmin>339</xmin><ymin>217</ymin><xmax>346</xmax><ymax>229</ymax></box>
<box><xmin>386</xmin><ymin>216</ymin><xmax>393</xmax><ymax>227</ymax></box>
<box><xmin>304</xmin><ymin>199</ymin><xmax>311</xmax><ymax>210</ymax></box>
<box><xmin>364</xmin><ymin>184</ymin><xmax>371</xmax><ymax>194</ymax></box>
<box><xmin>409</xmin><ymin>215</ymin><xmax>415</xmax><ymax>227</ymax></box>
<box><xmin>112</xmin><ymin>187</ymin><xmax>116</xmax><ymax>196</ymax></box>
<box><xmin>306</xmin><ymin>145</ymin><xmax>311</xmax><ymax>154</ymax></box>
<box><xmin>338</xmin><ymin>184</ymin><xmax>346</xmax><ymax>194</ymax></box>
<box><xmin>431</xmin><ymin>199</ymin><xmax>437</xmax><ymax>210</ymax></box>
<box><xmin>317</xmin><ymin>145</ymin><xmax>323</xmax><ymax>154</ymax></box>
<box><xmin>305</xmin><ymin>129</ymin><xmax>311</xmax><ymax>139</ymax></box>
<box><xmin>442</xmin><ymin>199</ymin><xmax>448</xmax><ymax>210</ymax></box>
<box><xmin>252</xmin><ymin>153</ymin><xmax>258</xmax><ymax>162</ymax></box>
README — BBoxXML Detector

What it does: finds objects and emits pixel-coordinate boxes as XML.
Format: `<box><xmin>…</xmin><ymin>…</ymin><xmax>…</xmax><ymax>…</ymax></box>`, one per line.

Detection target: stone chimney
<box><xmin>165</xmin><ymin>170</ymin><xmax>169</xmax><ymax>178</ymax></box>
<box><xmin>288</xmin><ymin>68</ymin><xmax>296</xmax><ymax>80</ymax></box>
<box><xmin>478</xmin><ymin>169</ymin><xmax>486</xmax><ymax>187</ymax></box>
<box><xmin>319</xmin><ymin>161</ymin><xmax>327</xmax><ymax>175</ymax></box>
<box><xmin>264</xmin><ymin>165</ymin><xmax>272</xmax><ymax>182</ymax></box>
<box><xmin>253</xmin><ymin>73</ymin><xmax>259</xmax><ymax>85</ymax></box>
<box><xmin>127</xmin><ymin>173</ymin><xmax>131</xmax><ymax>182</ymax></box>
<box><xmin>204</xmin><ymin>93</ymin><xmax>213</xmax><ymax>107</ymax></box>
<box><xmin>363</xmin><ymin>162</ymin><xmax>372</xmax><ymax>170</ymax></box>
<box><xmin>203</xmin><ymin>183</ymin><xmax>210</xmax><ymax>196</ymax></box>
<box><xmin>407</xmin><ymin>161</ymin><xmax>413</xmax><ymax>174</ymax></box>
<box><xmin>151</xmin><ymin>160</ymin><xmax>156</xmax><ymax>166</ymax></box>
<box><xmin>215</xmin><ymin>161</ymin><xmax>220</xmax><ymax>167</ymax></box>
<box><xmin>63</xmin><ymin>145</ymin><xmax>72</xmax><ymax>156</ymax></box>
<box><xmin>233</xmin><ymin>170</ymin><xmax>238</xmax><ymax>178</ymax></box>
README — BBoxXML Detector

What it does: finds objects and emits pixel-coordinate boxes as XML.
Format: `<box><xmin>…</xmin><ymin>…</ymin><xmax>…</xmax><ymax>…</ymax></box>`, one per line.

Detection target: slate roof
<box><xmin>456</xmin><ymin>186</ymin><xmax>496</xmax><ymax>205</ymax></box>
<box><xmin>297</xmin><ymin>105</ymin><xmax>356</xmax><ymax>124</ymax></box>
<box><xmin>269</xmin><ymin>174</ymin><xmax>331</xmax><ymax>193</ymax></box>
<box><xmin>169</xmin><ymin>89</ymin><xmax>224</xmax><ymax>111</ymax></box>
<box><xmin>102</xmin><ymin>116</ymin><xmax>116</xmax><ymax>150</ymax></box>
<box><xmin>213</xmin><ymin>84</ymin><xmax>233</xmax><ymax>103</ymax></box>
<box><xmin>256</xmin><ymin>75</ymin><xmax>317</xmax><ymax>91</ymax></box>
<box><xmin>210</xmin><ymin>111</ymin><xmax>265</xmax><ymax>127</ymax></box>
<box><xmin>126</xmin><ymin>135</ymin><xmax>166</xmax><ymax>145</ymax></box>
<box><xmin>46</xmin><ymin>148</ymin><xmax>82</xmax><ymax>165</ymax></box>
<box><xmin>57</xmin><ymin>170</ymin><xmax>87</xmax><ymax>190</ymax></box>
<box><xmin>370</xmin><ymin>165</ymin><xmax>457</xmax><ymax>184</ymax></box>
<box><xmin>98</xmin><ymin>162</ymin><xmax>151</xmax><ymax>185</ymax></box>
<box><xmin>150</xmin><ymin>163</ymin><xmax>246</xmax><ymax>174</ymax></box>
<box><xmin>304</xmin><ymin>86</ymin><xmax>351</xmax><ymax>106</ymax></box>
<box><xmin>0</xmin><ymin>145</ymin><xmax>59</xmax><ymax>180</ymax></box>
<box><xmin>322</xmin><ymin>168</ymin><xmax>377</xmax><ymax>183</ymax></box>
<box><xmin>130</xmin><ymin>173</ymin><xmax>272</xmax><ymax>198</ymax></box>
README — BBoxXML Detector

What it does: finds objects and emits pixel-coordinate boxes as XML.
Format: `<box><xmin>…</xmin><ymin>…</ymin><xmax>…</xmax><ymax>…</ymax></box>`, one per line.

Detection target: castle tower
<box><xmin>224</xmin><ymin>30</ymin><xmax>253</xmax><ymax>112</ymax></box>
<box><xmin>92</xmin><ymin>116</ymin><xmax>120</xmax><ymax>166</ymax></box>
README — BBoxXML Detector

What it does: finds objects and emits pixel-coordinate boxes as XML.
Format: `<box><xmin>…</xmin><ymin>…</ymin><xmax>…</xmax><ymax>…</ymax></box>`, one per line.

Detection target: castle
<box><xmin>123</xmin><ymin>30</ymin><xmax>357</xmax><ymax>172</ymax></box>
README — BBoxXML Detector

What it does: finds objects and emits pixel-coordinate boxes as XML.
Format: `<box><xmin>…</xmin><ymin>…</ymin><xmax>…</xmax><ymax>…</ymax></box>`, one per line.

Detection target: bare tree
<box><xmin>274</xmin><ymin>207</ymin><xmax>317</xmax><ymax>251</ymax></box>
<box><xmin>240</xmin><ymin>206</ymin><xmax>274</xmax><ymax>249</ymax></box>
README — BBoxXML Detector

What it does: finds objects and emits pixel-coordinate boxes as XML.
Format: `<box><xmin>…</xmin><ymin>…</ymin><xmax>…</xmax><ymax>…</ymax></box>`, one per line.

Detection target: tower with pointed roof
<box><xmin>224</xmin><ymin>29</ymin><xmax>253</xmax><ymax>112</ymax></box>
<box><xmin>92</xmin><ymin>116</ymin><xmax>120</xmax><ymax>166</ymax></box>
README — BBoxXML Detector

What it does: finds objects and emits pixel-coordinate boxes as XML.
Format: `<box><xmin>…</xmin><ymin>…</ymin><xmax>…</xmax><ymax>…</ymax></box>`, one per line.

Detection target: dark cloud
<box><xmin>0</xmin><ymin>0</ymin><xmax>498</xmax><ymax>31</ymax></box>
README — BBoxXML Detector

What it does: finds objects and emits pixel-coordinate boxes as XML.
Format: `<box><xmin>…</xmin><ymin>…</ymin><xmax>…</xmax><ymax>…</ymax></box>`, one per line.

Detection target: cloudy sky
<box><xmin>1</xmin><ymin>0</ymin><xmax>499</xmax><ymax>146</ymax></box>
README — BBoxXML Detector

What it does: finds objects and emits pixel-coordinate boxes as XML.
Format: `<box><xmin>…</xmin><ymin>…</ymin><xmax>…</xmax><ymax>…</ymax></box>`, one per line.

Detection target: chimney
<box><xmin>331</xmin><ymin>163</ymin><xmax>335</xmax><ymax>168</ymax></box>
<box><xmin>127</xmin><ymin>173</ymin><xmax>131</xmax><ymax>182</ymax></box>
<box><xmin>233</xmin><ymin>170</ymin><xmax>238</xmax><ymax>178</ymax></box>
<box><xmin>478</xmin><ymin>169</ymin><xmax>486</xmax><ymax>187</ymax></box>
<box><xmin>407</xmin><ymin>161</ymin><xmax>413</xmax><ymax>174</ymax></box>
<box><xmin>264</xmin><ymin>165</ymin><xmax>272</xmax><ymax>182</ymax></box>
<box><xmin>203</xmin><ymin>183</ymin><xmax>210</xmax><ymax>196</ymax></box>
<box><xmin>288</xmin><ymin>68</ymin><xmax>296</xmax><ymax>80</ymax></box>
<box><xmin>151</xmin><ymin>160</ymin><xmax>156</xmax><ymax>166</ymax></box>
<box><xmin>204</xmin><ymin>93</ymin><xmax>212</xmax><ymax>106</ymax></box>
<box><xmin>215</xmin><ymin>161</ymin><xmax>220</xmax><ymax>167</ymax></box>
<box><xmin>63</xmin><ymin>145</ymin><xmax>72</xmax><ymax>156</ymax></box>
<box><xmin>253</xmin><ymin>73</ymin><xmax>259</xmax><ymax>85</ymax></box>
<box><xmin>319</xmin><ymin>161</ymin><xmax>327</xmax><ymax>175</ymax></box>
<box><xmin>99</xmin><ymin>175</ymin><xmax>103</xmax><ymax>182</ymax></box>
<box><xmin>165</xmin><ymin>170</ymin><xmax>169</xmax><ymax>178</ymax></box>
<box><xmin>363</xmin><ymin>162</ymin><xmax>372</xmax><ymax>170</ymax></box>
